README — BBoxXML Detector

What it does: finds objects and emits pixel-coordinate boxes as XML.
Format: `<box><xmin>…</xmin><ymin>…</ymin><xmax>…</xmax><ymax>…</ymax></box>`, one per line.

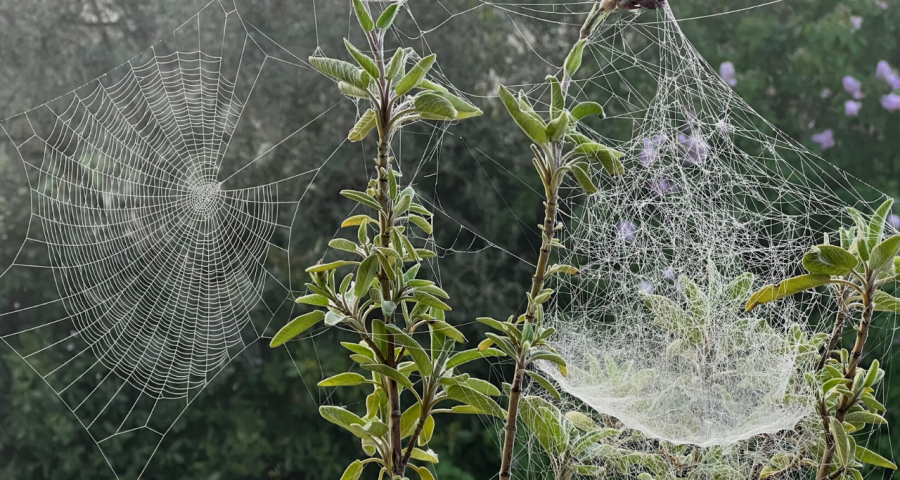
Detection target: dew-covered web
<box><xmin>0</xmin><ymin>0</ymin><xmax>351</xmax><ymax>477</ymax></box>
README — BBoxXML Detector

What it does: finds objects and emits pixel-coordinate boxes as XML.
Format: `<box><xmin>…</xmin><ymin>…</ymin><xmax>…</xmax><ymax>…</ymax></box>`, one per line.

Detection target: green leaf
<box><xmin>874</xmin><ymin>290</ymin><xmax>900</xmax><ymax>313</ymax></box>
<box><xmin>341</xmin><ymin>190</ymin><xmax>383</xmax><ymax>211</ymax></box>
<box><xmin>295</xmin><ymin>294</ymin><xmax>330</xmax><ymax>306</ymax></box>
<box><xmin>869</xmin><ymin>235</ymin><xmax>900</xmax><ymax>274</ymax></box>
<box><xmin>570</xmin><ymin>163</ymin><xmax>598</xmax><ymax>194</ymax></box>
<box><xmin>361</xmin><ymin>363</ymin><xmax>414</xmax><ymax>390</ymax></box>
<box><xmin>418</xmin><ymin>416</ymin><xmax>435</xmax><ymax>446</ymax></box>
<box><xmin>320</xmin><ymin>405</ymin><xmax>365</xmax><ymax>430</ymax></box>
<box><xmin>413</xmin><ymin>466</ymin><xmax>436</xmax><ymax>480</ymax></box>
<box><xmin>430</xmin><ymin>320</ymin><xmax>466</xmax><ymax>343</ymax></box>
<box><xmin>343</xmin><ymin>39</ymin><xmax>380</xmax><ymax>79</ymax></box>
<box><xmin>844</xmin><ymin>411</ymin><xmax>887</xmax><ymax>425</ymax></box>
<box><xmin>348</xmin><ymin>109</ymin><xmax>378</xmax><ymax>142</ymax></box>
<box><xmin>396</xmin><ymin>54</ymin><xmax>436</xmax><ymax>96</ymax></box>
<box><xmin>309</xmin><ymin>56</ymin><xmax>369</xmax><ymax>89</ymax></box>
<box><xmin>830</xmin><ymin>417</ymin><xmax>851</xmax><ymax>466</ymax></box>
<box><xmin>351</xmin><ymin>0</ymin><xmax>374</xmax><ymax>32</ymax></box>
<box><xmin>385</xmin><ymin>324</ymin><xmax>432</xmax><ymax>376</ymax></box>
<box><xmin>725</xmin><ymin>272</ymin><xmax>754</xmax><ymax>302</ymax></box>
<box><xmin>547</xmin><ymin>110</ymin><xmax>570</xmax><ymax>143</ymax></box>
<box><xmin>340</xmin><ymin>460</ymin><xmax>365</xmax><ymax>480</ymax></box>
<box><xmin>802</xmin><ymin>245</ymin><xmax>858</xmax><ymax>276</ymax></box>
<box><xmin>409</xmin><ymin>215</ymin><xmax>433</xmax><ymax>235</ymax></box>
<box><xmin>745</xmin><ymin>274</ymin><xmax>833</xmax><ymax>311</ymax></box>
<box><xmin>414</xmin><ymin>92</ymin><xmax>458</xmax><ymax>120</ymax></box>
<box><xmin>573</xmin><ymin>465</ymin><xmax>606</xmax><ymax>477</ymax></box>
<box><xmin>446</xmin><ymin>348</ymin><xmax>505</xmax><ymax>369</ymax></box>
<box><xmin>571</xmin><ymin>142</ymin><xmax>625</xmax><ymax>176</ymax></box>
<box><xmin>376</xmin><ymin>1</ymin><xmax>404</xmax><ymax>29</ymax></box>
<box><xmin>548</xmin><ymin>76</ymin><xmax>564</xmax><ymax>118</ymax></box>
<box><xmin>571</xmin><ymin>101</ymin><xmax>605</xmax><ymax>120</ymax></box>
<box><xmin>328</xmin><ymin>238</ymin><xmax>358</xmax><ymax>253</ymax></box>
<box><xmin>354</xmin><ymin>255</ymin><xmax>379</xmax><ymax>297</ymax></box>
<box><xmin>564</xmin><ymin>39</ymin><xmax>588</xmax><ymax>77</ymax></box>
<box><xmin>318</xmin><ymin>372</ymin><xmax>369</xmax><ymax>387</ymax></box>
<box><xmin>306</xmin><ymin>260</ymin><xmax>357</xmax><ymax>273</ymax></box>
<box><xmin>867</xmin><ymin>198</ymin><xmax>895</xmax><ymax>249</ymax></box>
<box><xmin>855</xmin><ymin>445</ymin><xmax>897</xmax><ymax>469</ymax></box>
<box><xmin>410</xmin><ymin>448</ymin><xmax>439</xmax><ymax>464</ymax></box>
<box><xmin>530</xmin><ymin>351</ymin><xmax>567</xmax><ymax>369</ymax></box>
<box><xmin>385</xmin><ymin>47</ymin><xmax>407</xmax><ymax>81</ymax></box>
<box><xmin>270</xmin><ymin>311</ymin><xmax>325</xmax><ymax>347</ymax></box>
<box><xmin>434</xmin><ymin>91</ymin><xmax>482</xmax><ymax>119</ymax></box>
<box><xmin>324</xmin><ymin>311</ymin><xmax>346</xmax><ymax>327</ymax></box>
<box><xmin>564</xmin><ymin>411</ymin><xmax>596</xmax><ymax>431</ymax></box>
<box><xmin>413</xmin><ymin>290</ymin><xmax>452</xmax><ymax>311</ymax></box>
<box><xmin>444</xmin><ymin>385</ymin><xmax>506</xmax><ymax>418</ymax></box>
<box><xmin>339</xmin><ymin>81</ymin><xmax>370</xmax><ymax>99</ymax></box>
<box><xmin>526</xmin><ymin>370</ymin><xmax>560</xmax><ymax>400</ymax></box>
<box><xmin>497</xmin><ymin>84</ymin><xmax>548</xmax><ymax>144</ymax></box>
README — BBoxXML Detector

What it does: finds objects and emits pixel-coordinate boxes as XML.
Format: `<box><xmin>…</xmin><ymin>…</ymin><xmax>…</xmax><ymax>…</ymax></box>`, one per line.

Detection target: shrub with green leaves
<box><xmin>269</xmin><ymin>2</ymin><xmax>507</xmax><ymax>479</ymax></box>
<box><xmin>747</xmin><ymin>198</ymin><xmax>900</xmax><ymax>480</ymax></box>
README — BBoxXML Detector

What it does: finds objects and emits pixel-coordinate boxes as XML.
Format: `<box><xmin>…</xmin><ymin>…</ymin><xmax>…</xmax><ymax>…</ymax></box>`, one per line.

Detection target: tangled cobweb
<box><xmin>533</xmin><ymin>4</ymin><xmax>886</xmax><ymax>448</ymax></box>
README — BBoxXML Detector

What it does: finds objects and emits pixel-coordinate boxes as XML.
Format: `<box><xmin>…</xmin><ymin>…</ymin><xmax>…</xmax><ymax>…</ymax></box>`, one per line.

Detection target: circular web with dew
<box><xmin>527</xmin><ymin>5</ymin><xmax>889</xmax><ymax>448</ymax></box>
<box><xmin>0</xmin><ymin>1</ymin><xmax>341</xmax><ymax>477</ymax></box>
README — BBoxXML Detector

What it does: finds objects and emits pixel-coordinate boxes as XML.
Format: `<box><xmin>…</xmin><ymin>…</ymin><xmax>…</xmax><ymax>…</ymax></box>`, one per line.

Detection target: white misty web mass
<box><xmin>526</xmin><ymin>5</ymin><xmax>888</xmax><ymax>447</ymax></box>
<box><xmin>0</xmin><ymin>0</ymin><xmax>339</xmax><ymax>477</ymax></box>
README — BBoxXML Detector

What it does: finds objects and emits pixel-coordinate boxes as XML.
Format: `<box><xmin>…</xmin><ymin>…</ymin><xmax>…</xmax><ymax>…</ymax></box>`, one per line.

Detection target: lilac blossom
<box><xmin>844</xmin><ymin>100</ymin><xmax>862</xmax><ymax>117</ymax></box>
<box><xmin>719</xmin><ymin>62</ymin><xmax>737</xmax><ymax>87</ymax></box>
<box><xmin>649</xmin><ymin>178</ymin><xmax>674</xmax><ymax>196</ymax></box>
<box><xmin>820</xmin><ymin>88</ymin><xmax>833</xmax><ymax>99</ymax></box>
<box><xmin>617</xmin><ymin>221</ymin><xmax>638</xmax><ymax>242</ymax></box>
<box><xmin>888</xmin><ymin>214</ymin><xmax>900</xmax><ymax>231</ymax></box>
<box><xmin>878</xmin><ymin>1</ymin><xmax>888</xmax><ymax>9</ymax></box>
<box><xmin>882</xmin><ymin>93</ymin><xmax>900</xmax><ymax>112</ymax></box>
<box><xmin>876</xmin><ymin>61</ymin><xmax>900</xmax><ymax>91</ymax></box>
<box><xmin>662</xmin><ymin>267</ymin><xmax>676</xmax><ymax>281</ymax></box>
<box><xmin>638</xmin><ymin>281</ymin><xmax>654</xmax><ymax>295</ymax></box>
<box><xmin>849</xmin><ymin>16</ymin><xmax>863</xmax><ymax>32</ymax></box>
<box><xmin>639</xmin><ymin>134</ymin><xmax>667</xmax><ymax>166</ymax></box>
<box><xmin>678</xmin><ymin>133</ymin><xmax>708</xmax><ymax>165</ymax></box>
<box><xmin>812</xmin><ymin>129</ymin><xmax>835</xmax><ymax>150</ymax></box>
<box><xmin>843</xmin><ymin>75</ymin><xmax>864</xmax><ymax>99</ymax></box>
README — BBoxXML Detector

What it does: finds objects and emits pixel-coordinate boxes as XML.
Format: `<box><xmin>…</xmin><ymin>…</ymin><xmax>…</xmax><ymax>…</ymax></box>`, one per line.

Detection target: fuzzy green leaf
<box><xmin>802</xmin><ymin>245</ymin><xmax>858</xmax><ymax>276</ymax></box>
<box><xmin>396</xmin><ymin>54</ymin><xmax>436</xmax><ymax>96</ymax></box>
<box><xmin>444</xmin><ymin>385</ymin><xmax>506</xmax><ymax>418</ymax></box>
<box><xmin>348</xmin><ymin>109</ymin><xmax>377</xmax><ymax>142</ymax></box>
<box><xmin>320</xmin><ymin>405</ymin><xmax>365</xmax><ymax>430</ymax></box>
<box><xmin>434</xmin><ymin>91</ymin><xmax>482</xmax><ymax>119</ymax></box>
<box><xmin>351</xmin><ymin>0</ymin><xmax>374</xmax><ymax>31</ymax></box>
<box><xmin>413</xmin><ymin>290</ymin><xmax>452</xmax><ymax>311</ymax></box>
<box><xmin>410</xmin><ymin>448</ymin><xmax>439</xmax><ymax>464</ymax></box>
<box><xmin>341</xmin><ymin>190</ymin><xmax>383</xmax><ymax>211</ymax></box>
<box><xmin>309</xmin><ymin>56</ymin><xmax>369</xmax><ymax>89</ymax></box>
<box><xmin>526</xmin><ymin>370</ymin><xmax>560</xmax><ymax>400</ymax></box>
<box><xmin>295</xmin><ymin>294</ymin><xmax>330</xmax><ymax>306</ymax></box>
<box><xmin>867</xmin><ymin>198</ymin><xmax>895</xmax><ymax>250</ymax></box>
<box><xmin>830</xmin><ymin>417</ymin><xmax>851</xmax><ymax>466</ymax></box>
<box><xmin>564</xmin><ymin>39</ymin><xmax>588</xmax><ymax>77</ymax></box>
<box><xmin>361</xmin><ymin>363</ymin><xmax>414</xmax><ymax>390</ymax></box>
<box><xmin>498</xmin><ymin>84</ymin><xmax>548</xmax><ymax>144</ymax></box>
<box><xmin>571</xmin><ymin>101</ymin><xmax>605</xmax><ymax>120</ymax></box>
<box><xmin>385</xmin><ymin>324</ymin><xmax>433</xmax><ymax>376</ymax></box>
<box><xmin>571</xmin><ymin>142</ymin><xmax>625</xmax><ymax>176</ymax></box>
<box><xmin>270</xmin><ymin>311</ymin><xmax>326</xmax><ymax>347</ymax></box>
<box><xmin>343</xmin><ymin>39</ymin><xmax>380</xmax><ymax>79</ymax></box>
<box><xmin>569</xmin><ymin>163</ymin><xmax>598</xmax><ymax>194</ymax></box>
<box><xmin>855</xmin><ymin>445</ymin><xmax>897</xmax><ymax>469</ymax></box>
<box><xmin>745</xmin><ymin>274</ymin><xmax>833</xmax><ymax>311</ymax></box>
<box><xmin>376</xmin><ymin>1</ymin><xmax>404</xmax><ymax>30</ymax></box>
<box><xmin>318</xmin><ymin>372</ymin><xmax>369</xmax><ymax>387</ymax></box>
<box><xmin>340</xmin><ymin>460</ymin><xmax>365</xmax><ymax>480</ymax></box>
<box><xmin>354</xmin><ymin>255</ymin><xmax>379</xmax><ymax>297</ymax></box>
<box><xmin>414</xmin><ymin>92</ymin><xmax>458</xmax><ymax>120</ymax></box>
<box><xmin>548</xmin><ymin>76</ymin><xmax>564</xmax><ymax>118</ymax></box>
<box><xmin>446</xmin><ymin>348</ymin><xmax>505</xmax><ymax>369</ymax></box>
<box><xmin>874</xmin><ymin>290</ymin><xmax>900</xmax><ymax>313</ymax></box>
<box><xmin>329</xmin><ymin>238</ymin><xmax>358</xmax><ymax>253</ymax></box>
<box><xmin>869</xmin><ymin>235</ymin><xmax>900</xmax><ymax>275</ymax></box>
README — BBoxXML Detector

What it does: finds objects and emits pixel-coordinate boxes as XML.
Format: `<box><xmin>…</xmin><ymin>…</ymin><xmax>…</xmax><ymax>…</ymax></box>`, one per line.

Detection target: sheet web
<box><xmin>0</xmin><ymin>0</ymin><xmax>896</xmax><ymax>479</ymax></box>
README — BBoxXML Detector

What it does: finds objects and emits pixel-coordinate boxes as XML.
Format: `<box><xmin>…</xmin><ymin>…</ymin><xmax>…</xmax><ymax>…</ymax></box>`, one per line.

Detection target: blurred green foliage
<box><xmin>0</xmin><ymin>0</ymin><xmax>897</xmax><ymax>479</ymax></box>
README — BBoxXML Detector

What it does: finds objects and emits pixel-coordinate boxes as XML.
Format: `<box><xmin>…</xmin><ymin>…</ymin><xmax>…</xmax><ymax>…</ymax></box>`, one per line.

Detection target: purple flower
<box><xmin>843</xmin><ymin>75</ymin><xmax>864</xmax><ymax>99</ymax></box>
<box><xmin>617</xmin><ymin>221</ymin><xmax>638</xmax><ymax>242</ymax></box>
<box><xmin>662</xmin><ymin>267</ymin><xmax>676</xmax><ymax>281</ymax></box>
<box><xmin>678</xmin><ymin>133</ymin><xmax>708</xmax><ymax>165</ymax></box>
<box><xmin>888</xmin><ymin>214</ymin><xmax>900</xmax><ymax>231</ymax></box>
<box><xmin>639</xmin><ymin>134</ymin><xmax>667</xmax><ymax>166</ymax></box>
<box><xmin>849</xmin><ymin>16</ymin><xmax>863</xmax><ymax>32</ymax></box>
<box><xmin>821</xmin><ymin>88</ymin><xmax>833</xmax><ymax>99</ymax></box>
<box><xmin>638</xmin><ymin>281</ymin><xmax>654</xmax><ymax>295</ymax></box>
<box><xmin>720</xmin><ymin>62</ymin><xmax>737</xmax><ymax>87</ymax></box>
<box><xmin>844</xmin><ymin>100</ymin><xmax>862</xmax><ymax>117</ymax></box>
<box><xmin>812</xmin><ymin>129</ymin><xmax>835</xmax><ymax>150</ymax></box>
<box><xmin>649</xmin><ymin>178</ymin><xmax>674</xmax><ymax>196</ymax></box>
<box><xmin>875</xmin><ymin>61</ymin><xmax>900</xmax><ymax>90</ymax></box>
<box><xmin>878</xmin><ymin>1</ymin><xmax>888</xmax><ymax>9</ymax></box>
<box><xmin>882</xmin><ymin>93</ymin><xmax>900</xmax><ymax>112</ymax></box>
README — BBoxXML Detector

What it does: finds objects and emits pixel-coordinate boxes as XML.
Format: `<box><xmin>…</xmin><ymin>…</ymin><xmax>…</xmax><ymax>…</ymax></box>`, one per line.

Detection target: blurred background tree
<box><xmin>0</xmin><ymin>0</ymin><xmax>897</xmax><ymax>479</ymax></box>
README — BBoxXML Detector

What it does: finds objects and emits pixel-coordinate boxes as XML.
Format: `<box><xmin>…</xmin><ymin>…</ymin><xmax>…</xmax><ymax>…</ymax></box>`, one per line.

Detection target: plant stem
<box><xmin>816</xmin><ymin>399</ymin><xmax>835</xmax><ymax>480</ymax></box>
<box><xmin>499</xmin><ymin>362</ymin><xmax>526</xmax><ymax>480</ymax></box>
<box><xmin>816</xmin><ymin>286</ymin><xmax>849</xmax><ymax>372</ymax></box>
